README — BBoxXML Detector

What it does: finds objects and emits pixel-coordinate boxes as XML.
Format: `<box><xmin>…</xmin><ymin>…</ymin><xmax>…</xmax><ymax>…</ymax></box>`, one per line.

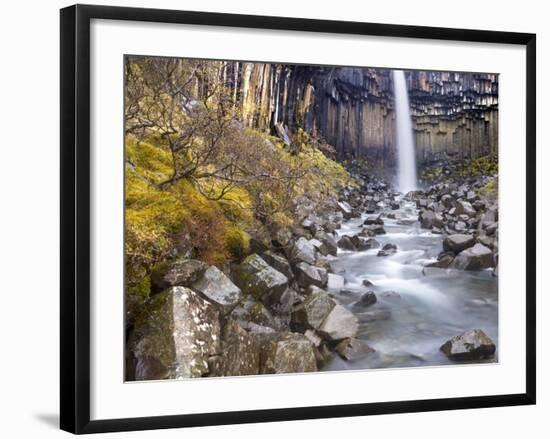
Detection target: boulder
<box><xmin>440</xmin><ymin>329</ymin><xmax>496</xmax><ymax>360</ymax></box>
<box><xmin>260</xmin><ymin>250</ymin><xmax>294</xmax><ymax>280</ymax></box>
<box><xmin>128</xmin><ymin>287</ymin><xmax>220</xmax><ymax>380</ymax></box>
<box><xmin>192</xmin><ymin>266</ymin><xmax>242</xmax><ymax>313</ymax></box>
<box><xmin>314</xmin><ymin>231</ymin><xmax>338</xmax><ymax>256</ymax></box>
<box><xmin>231</xmin><ymin>297</ymin><xmax>278</xmax><ymax>330</ymax></box>
<box><xmin>290</xmin><ymin>237</ymin><xmax>317</xmax><ymax>264</ymax></box>
<box><xmin>425</xmin><ymin>252</ymin><xmax>454</xmax><ymax>269</ymax></box>
<box><xmin>362</xmin><ymin>279</ymin><xmax>374</xmax><ymax>287</ymax></box>
<box><xmin>208</xmin><ymin>319</ymin><xmax>260</xmax><ymax>376</ymax></box>
<box><xmin>350</xmin><ymin>235</ymin><xmax>371</xmax><ymax>251</ymax></box>
<box><xmin>335</xmin><ymin>338</ymin><xmax>375</xmax><ymax>361</ymax></box>
<box><xmin>452</xmin><ymin>244</ymin><xmax>495</xmax><ymax>270</ymax></box>
<box><xmin>352</xmin><ymin>291</ymin><xmax>377</xmax><ymax>309</ymax></box>
<box><xmin>259</xmin><ymin>333</ymin><xmax>318</xmax><ymax>373</ymax></box>
<box><xmin>364</xmin><ymin>215</ymin><xmax>384</xmax><ymax>225</ymax></box>
<box><xmin>150</xmin><ymin>258</ymin><xmax>207</xmax><ymax>293</ymax></box>
<box><xmin>295</xmin><ymin>262</ymin><xmax>329</xmax><ymax>288</ymax></box>
<box><xmin>443</xmin><ymin>234</ymin><xmax>476</xmax><ymax>254</ymax></box>
<box><xmin>291</xmin><ymin>289</ymin><xmax>336</xmax><ymax>332</ymax></box>
<box><xmin>337</xmin><ymin>235</ymin><xmax>356</xmax><ymax>251</ymax></box>
<box><xmin>318</xmin><ymin>305</ymin><xmax>359</xmax><ymax>341</ymax></box>
<box><xmin>234</xmin><ymin>255</ymin><xmax>289</xmax><ymax>308</ymax></box>
<box><xmin>363</xmin><ymin>224</ymin><xmax>386</xmax><ymax>235</ymax></box>
<box><xmin>454</xmin><ymin>200</ymin><xmax>477</xmax><ymax>217</ymax></box>
<box><xmin>337</xmin><ymin>200</ymin><xmax>353</xmax><ymax>219</ymax></box>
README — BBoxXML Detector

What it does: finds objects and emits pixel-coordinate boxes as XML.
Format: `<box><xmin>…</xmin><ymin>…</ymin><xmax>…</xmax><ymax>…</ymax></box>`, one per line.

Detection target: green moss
<box><xmin>225</xmin><ymin>226</ymin><xmax>251</xmax><ymax>260</ymax></box>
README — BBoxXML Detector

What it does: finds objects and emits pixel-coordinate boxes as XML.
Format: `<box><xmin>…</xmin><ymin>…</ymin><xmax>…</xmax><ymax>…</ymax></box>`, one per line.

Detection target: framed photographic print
<box><xmin>60</xmin><ymin>4</ymin><xmax>536</xmax><ymax>434</ymax></box>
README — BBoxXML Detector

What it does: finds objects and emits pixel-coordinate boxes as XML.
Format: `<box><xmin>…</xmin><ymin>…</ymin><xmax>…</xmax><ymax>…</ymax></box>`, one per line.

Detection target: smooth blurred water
<box><xmin>323</xmin><ymin>200</ymin><xmax>498</xmax><ymax>371</ymax></box>
<box><xmin>393</xmin><ymin>69</ymin><xmax>418</xmax><ymax>193</ymax></box>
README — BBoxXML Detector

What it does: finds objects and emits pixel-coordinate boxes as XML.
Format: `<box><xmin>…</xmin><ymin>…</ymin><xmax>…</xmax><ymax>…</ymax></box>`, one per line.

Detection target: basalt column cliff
<box><xmin>220</xmin><ymin>63</ymin><xmax>498</xmax><ymax>165</ymax></box>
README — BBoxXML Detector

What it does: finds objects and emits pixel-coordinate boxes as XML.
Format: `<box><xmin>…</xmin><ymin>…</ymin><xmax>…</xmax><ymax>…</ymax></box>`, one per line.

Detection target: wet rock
<box><xmin>335</xmin><ymin>338</ymin><xmax>375</xmax><ymax>361</ymax></box>
<box><xmin>381</xmin><ymin>291</ymin><xmax>401</xmax><ymax>300</ymax></box>
<box><xmin>128</xmin><ymin>287</ymin><xmax>221</xmax><ymax>380</ymax></box>
<box><xmin>485</xmin><ymin>222</ymin><xmax>498</xmax><ymax>236</ymax></box>
<box><xmin>337</xmin><ymin>235</ymin><xmax>356</xmax><ymax>251</ymax></box>
<box><xmin>151</xmin><ymin>258</ymin><xmax>208</xmax><ymax>294</ymax></box>
<box><xmin>391</xmin><ymin>201</ymin><xmax>400</xmax><ymax>210</ymax></box>
<box><xmin>452</xmin><ymin>243</ymin><xmax>495</xmax><ymax>270</ymax></box>
<box><xmin>352</xmin><ymin>291</ymin><xmax>377</xmax><ymax>309</ymax></box>
<box><xmin>192</xmin><ymin>266</ymin><xmax>242</xmax><ymax>313</ymax></box>
<box><xmin>443</xmin><ymin>234</ymin><xmax>476</xmax><ymax>254</ymax></box>
<box><xmin>290</xmin><ymin>237</ymin><xmax>317</xmax><ymax>264</ymax></box>
<box><xmin>319</xmin><ymin>305</ymin><xmax>359</xmax><ymax>341</ymax></box>
<box><xmin>425</xmin><ymin>252</ymin><xmax>454</xmax><ymax>269</ymax></box>
<box><xmin>362</xmin><ymin>279</ymin><xmax>374</xmax><ymax>287</ymax></box>
<box><xmin>350</xmin><ymin>235</ymin><xmax>371</xmax><ymax>251</ymax></box>
<box><xmin>419</xmin><ymin>210</ymin><xmax>440</xmax><ymax>229</ymax></box>
<box><xmin>233</xmin><ymin>254</ymin><xmax>288</xmax><ymax>300</ymax></box>
<box><xmin>291</xmin><ymin>289</ymin><xmax>336</xmax><ymax>332</ymax></box>
<box><xmin>295</xmin><ymin>262</ymin><xmax>328</xmax><ymax>288</ymax></box>
<box><xmin>440</xmin><ymin>329</ymin><xmax>496</xmax><ymax>360</ymax></box>
<box><xmin>364</xmin><ymin>215</ymin><xmax>384</xmax><ymax>225</ymax></box>
<box><xmin>259</xmin><ymin>333</ymin><xmax>318</xmax><ymax>373</ymax></box>
<box><xmin>377</xmin><ymin>243</ymin><xmax>397</xmax><ymax>257</ymax></box>
<box><xmin>363</xmin><ymin>224</ymin><xmax>386</xmax><ymax>235</ymax></box>
<box><xmin>208</xmin><ymin>319</ymin><xmax>260</xmax><ymax>376</ymax></box>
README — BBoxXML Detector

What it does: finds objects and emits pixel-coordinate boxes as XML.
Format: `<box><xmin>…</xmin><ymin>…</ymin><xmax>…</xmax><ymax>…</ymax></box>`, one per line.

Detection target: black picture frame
<box><xmin>60</xmin><ymin>4</ymin><xmax>536</xmax><ymax>434</ymax></box>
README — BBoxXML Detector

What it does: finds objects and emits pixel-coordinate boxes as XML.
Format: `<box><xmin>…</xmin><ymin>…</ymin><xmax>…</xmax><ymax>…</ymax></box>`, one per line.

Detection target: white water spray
<box><xmin>393</xmin><ymin>70</ymin><xmax>418</xmax><ymax>193</ymax></box>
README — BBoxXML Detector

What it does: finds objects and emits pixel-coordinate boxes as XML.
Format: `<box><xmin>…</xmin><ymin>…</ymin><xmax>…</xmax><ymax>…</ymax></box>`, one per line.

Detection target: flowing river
<box><xmin>322</xmin><ymin>198</ymin><xmax>498</xmax><ymax>371</ymax></box>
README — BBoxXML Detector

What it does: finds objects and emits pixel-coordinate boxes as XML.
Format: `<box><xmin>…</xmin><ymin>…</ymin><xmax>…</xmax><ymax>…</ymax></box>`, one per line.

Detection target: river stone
<box><xmin>150</xmin><ymin>258</ymin><xmax>208</xmax><ymax>294</ymax></box>
<box><xmin>452</xmin><ymin>243</ymin><xmax>495</xmax><ymax>270</ymax></box>
<box><xmin>260</xmin><ymin>251</ymin><xmax>294</xmax><ymax>280</ymax></box>
<box><xmin>192</xmin><ymin>266</ymin><xmax>242</xmax><ymax>313</ymax></box>
<box><xmin>440</xmin><ymin>329</ymin><xmax>496</xmax><ymax>360</ymax></box>
<box><xmin>364</xmin><ymin>215</ymin><xmax>384</xmax><ymax>225</ymax></box>
<box><xmin>290</xmin><ymin>237</ymin><xmax>318</xmax><ymax>264</ymax></box>
<box><xmin>352</xmin><ymin>291</ymin><xmax>377</xmax><ymax>309</ymax></box>
<box><xmin>337</xmin><ymin>235</ymin><xmax>356</xmax><ymax>251</ymax></box>
<box><xmin>234</xmin><ymin>254</ymin><xmax>288</xmax><ymax>300</ymax></box>
<box><xmin>291</xmin><ymin>289</ymin><xmax>336</xmax><ymax>331</ymax></box>
<box><xmin>425</xmin><ymin>252</ymin><xmax>454</xmax><ymax>269</ymax></box>
<box><xmin>319</xmin><ymin>305</ymin><xmax>359</xmax><ymax>341</ymax></box>
<box><xmin>207</xmin><ymin>319</ymin><xmax>260</xmax><ymax>376</ymax></box>
<box><xmin>259</xmin><ymin>333</ymin><xmax>318</xmax><ymax>373</ymax></box>
<box><xmin>443</xmin><ymin>234</ymin><xmax>476</xmax><ymax>254</ymax></box>
<box><xmin>377</xmin><ymin>243</ymin><xmax>397</xmax><ymax>257</ymax></box>
<box><xmin>295</xmin><ymin>262</ymin><xmax>329</xmax><ymax>288</ymax></box>
<box><xmin>128</xmin><ymin>287</ymin><xmax>221</xmax><ymax>380</ymax></box>
<box><xmin>335</xmin><ymin>338</ymin><xmax>376</xmax><ymax>361</ymax></box>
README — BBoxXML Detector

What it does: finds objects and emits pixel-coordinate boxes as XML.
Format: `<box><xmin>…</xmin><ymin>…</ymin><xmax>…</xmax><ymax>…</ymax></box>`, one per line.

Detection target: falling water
<box><xmin>393</xmin><ymin>70</ymin><xmax>418</xmax><ymax>193</ymax></box>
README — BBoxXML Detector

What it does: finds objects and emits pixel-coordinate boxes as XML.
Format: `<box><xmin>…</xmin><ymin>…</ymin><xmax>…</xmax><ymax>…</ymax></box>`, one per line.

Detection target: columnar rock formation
<box><xmin>216</xmin><ymin>62</ymin><xmax>498</xmax><ymax>166</ymax></box>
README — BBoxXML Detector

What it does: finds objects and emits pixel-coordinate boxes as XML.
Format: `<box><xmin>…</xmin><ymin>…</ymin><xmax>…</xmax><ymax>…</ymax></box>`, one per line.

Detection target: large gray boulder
<box><xmin>259</xmin><ymin>333</ymin><xmax>318</xmax><ymax>373</ymax></box>
<box><xmin>207</xmin><ymin>319</ymin><xmax>260</xmax><ymax>377</ymax></box>
<box><xmin>260</xmin><ymin>251</ymin><xmax>294</xmax><ymax>280</ymax></box>
<box><xmin>233</xmin><ymin>254</ymin><xmax>288</xmax><ymax>300</ymax></box>
<box><xmin>452</xmin><ymin>243</ymin><xmax>495</xmax><ymax>270</ymax></box>
<box><xmin>443</xmin><ymin>234</ymin><xmax>476</xmax><ymax>254</ymax></box>
<box><xmin>192</xmin><ymin>266</ymin><xmax>242</xmax><ymax>313</ymax></box>
<box><xmin>290</xmin><ymin>237</ymin><xmax>318</xmax><ymax>264</ymax></box>
<box><xmin>337</xmin><ymin>200</ymin><xmax>353</xmax><ymax>219</ymax></box>
<box><xmin>314</xmin><ymin>231</ymin><xmax>338</xmax><ymax>256</ymax></box>
<box><xmin>335</xmin><ymin>338</ymin><xmax>375</xmax><ymax>361</ymax></box>
<box><xmin>291</xmin><ymin>289</ymin><xmax>336</xmax><ymax>332</ymax></box>
<box><xmin>151</xmin><ymin>258</ymin><xmax>207</xmax><ymax>293</ymax></box>
<box><xmin>318</xmin><ymin>305</ymin><xmax>359</xmax><ymax>341</ymax></box>
<box><xmin>440</xmin><ymin>329</ymin><xmax>496</xmax><ymax>360</ymax></box>
<box><xmin>231</xmin><ymin>297</ymin><xmax>278</xmax><ymax>330</ymax></box>
<box><xmin>128</xmin><ymin>287</ymin><xmax>220</xmax><ymax>380</ymax></box>
<box><xmin>295</xmin><ymin>262</ymin><xmax>328</xmax><ymax>288</ymax></box>
<box><xmin>337</xmin><ymin>235</ymin><xmax>356</xmax><ymax>251</ymax></box>
<box><xmin>454</xmin><ymin>200</ymin><xmax>477</xmax><ymax>217</ymax></box>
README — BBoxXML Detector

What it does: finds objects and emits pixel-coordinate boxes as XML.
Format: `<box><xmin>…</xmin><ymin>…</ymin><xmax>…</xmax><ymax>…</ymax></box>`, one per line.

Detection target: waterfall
<box><xmin>393</xmin><ymin>70</ymin><xmax>418</xmax><ymax>193</ymax></box>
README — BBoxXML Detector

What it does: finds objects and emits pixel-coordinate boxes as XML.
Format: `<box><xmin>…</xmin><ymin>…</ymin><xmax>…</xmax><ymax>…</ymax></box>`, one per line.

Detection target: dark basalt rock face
<box><xmin>220</xmin><ymin>62</ymin><xmax>497</xmax><ymax>165</ymax></box>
